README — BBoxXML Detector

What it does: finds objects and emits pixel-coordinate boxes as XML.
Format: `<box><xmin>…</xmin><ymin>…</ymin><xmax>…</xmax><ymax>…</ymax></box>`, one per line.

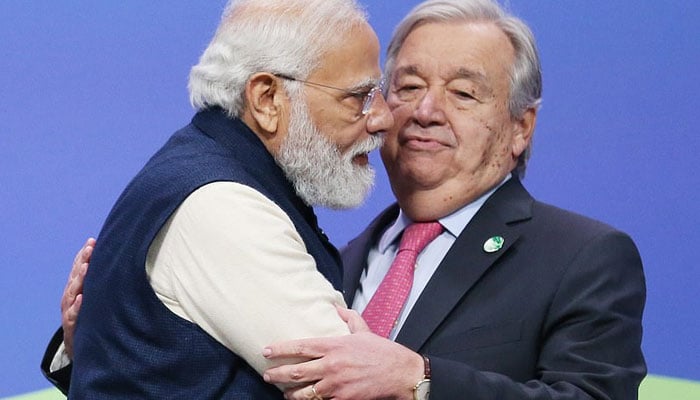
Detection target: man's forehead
<box><xmin>311</xmin><ymin>20</ymin><xmax>381</xmax><ymax>87</ymax></box>
<box><xmin>323</xmin><ymin>50</ymin><xmax>382</xmax><ymax>88</ymax></box>
<box><xmin>391</xmin><ymin>21</ymin><xmax>512</xmax><ymax>85</ymax></box>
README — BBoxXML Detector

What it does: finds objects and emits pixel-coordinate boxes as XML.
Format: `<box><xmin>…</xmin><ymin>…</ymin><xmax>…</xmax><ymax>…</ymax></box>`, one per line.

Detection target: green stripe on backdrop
<box><xmin>4</xmin><ymin>375</ymin><xmax>700</xmax><ymax>399</ymax></box>
<box><xmin>2</xmin><ymin>388</ymin><xmax>62</xmax><ymax>400</ymax></box>
<box><xmin>639</xmin><ymin>375</ymin><xmax>700</xmax><ymax>399</ymax></box>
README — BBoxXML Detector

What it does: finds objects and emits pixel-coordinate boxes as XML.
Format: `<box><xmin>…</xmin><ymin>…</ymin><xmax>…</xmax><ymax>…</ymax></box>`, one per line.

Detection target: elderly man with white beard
<box><xmin>45</xmin><ymin>0</ymin><xmax>393</xmax><ymax>398</ymax></box>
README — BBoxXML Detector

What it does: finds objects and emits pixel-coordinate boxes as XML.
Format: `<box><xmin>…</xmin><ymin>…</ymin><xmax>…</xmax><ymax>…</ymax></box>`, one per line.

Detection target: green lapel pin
<box><xmin>483</xmin><ymin>236</ymin><xmax>504</xmax><ymax>253</ymax></box>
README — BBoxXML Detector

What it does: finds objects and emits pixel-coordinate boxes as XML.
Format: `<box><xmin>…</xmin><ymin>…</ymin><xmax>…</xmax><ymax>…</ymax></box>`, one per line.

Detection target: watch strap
<box><xmin>421</xmin><ymin>354</ymin><xmax>431</xmax><ymax>379</ymax></box>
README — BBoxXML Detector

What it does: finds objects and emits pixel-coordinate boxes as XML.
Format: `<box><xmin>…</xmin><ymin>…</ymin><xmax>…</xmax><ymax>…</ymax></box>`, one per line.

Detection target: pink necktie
<box><xmin>362</xmin><ymin>221</ymin><xmax>443</xmax><ymax>338</ymax></box>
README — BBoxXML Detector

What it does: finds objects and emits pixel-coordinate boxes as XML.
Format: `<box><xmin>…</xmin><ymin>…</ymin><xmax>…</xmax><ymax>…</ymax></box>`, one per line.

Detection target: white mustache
<box><xmin>345</xmin><ymin>134</ymin><xmax>385</xmax><ymax>159</ymax></box>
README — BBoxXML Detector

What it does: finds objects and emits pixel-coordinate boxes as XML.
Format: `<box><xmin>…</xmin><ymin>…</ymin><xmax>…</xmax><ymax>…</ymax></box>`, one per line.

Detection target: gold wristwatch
<box><xmin>413</xmin><ymin>354</ymin><xmax>431</xmax><ymax>400</ymax></box>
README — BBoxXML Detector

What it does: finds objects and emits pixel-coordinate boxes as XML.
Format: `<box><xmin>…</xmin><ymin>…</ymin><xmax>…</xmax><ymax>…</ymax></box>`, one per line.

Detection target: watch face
<box><xmin>414</xmin><ymin>379</ymin><xmax>430</xmax><ymax>400</ymax></box>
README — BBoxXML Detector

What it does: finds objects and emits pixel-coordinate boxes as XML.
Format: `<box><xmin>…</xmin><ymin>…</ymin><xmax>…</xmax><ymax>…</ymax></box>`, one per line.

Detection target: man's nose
<box><xmin>366</xmin><ymin>92</ymin><xmax>394</xmax><ymax>134</ymax></box>
<box><xmin>413</xmin><ymin>88</ymin><xmax>447</xmax><ymax>127</ymax></box>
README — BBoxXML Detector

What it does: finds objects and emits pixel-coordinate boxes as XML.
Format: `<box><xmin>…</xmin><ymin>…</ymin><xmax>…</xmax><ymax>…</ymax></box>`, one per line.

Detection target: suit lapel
<box><xmin>341</xmin><ymin>205</ymin><xmax>400</xmax><ymax>305</ymax></box>
<box><xmin>395</xmin><ymin>178</ymin><xmax>534</xmax><ymax>351</ymax></box>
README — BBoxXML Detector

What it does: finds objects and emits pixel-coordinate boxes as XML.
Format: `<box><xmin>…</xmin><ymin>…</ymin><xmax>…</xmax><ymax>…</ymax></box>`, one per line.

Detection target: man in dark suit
<box><xmin>262</xmin><ymin>0</ymin><xmax>646</xmax><ymax>399</ymax></box>
<box><xmin>43</xmin><ymin>0</ymin><xmax>645</xmax><ymax>399</ymax></box>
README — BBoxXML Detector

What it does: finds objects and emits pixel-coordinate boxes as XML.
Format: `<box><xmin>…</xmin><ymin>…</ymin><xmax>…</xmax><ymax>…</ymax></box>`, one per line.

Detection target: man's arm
<box><xmin>41</xmin><ymin>182</ymin><xmax>352</xmax><ymax>391</ymax></box>
<box><xmin>263</xmin><ymin>231</ymin><xmax>646</xmax><ymax>400</ymax></box>
<box><xmin>39</xmin><ymin>238</ymin><xmax>93</xmax><ymax>394</ymax></box>
<box><xmin>148</xmin><ymin>182</ymin><xmax>351</xmax><ymax>375</ymax></box>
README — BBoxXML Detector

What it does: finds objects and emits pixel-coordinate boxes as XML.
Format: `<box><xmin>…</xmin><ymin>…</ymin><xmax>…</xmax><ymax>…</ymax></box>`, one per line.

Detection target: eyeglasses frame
<box><xmin>274</xmin><ymin>74</ymin><xmax>386</xmax><ymax>116</ymax></box>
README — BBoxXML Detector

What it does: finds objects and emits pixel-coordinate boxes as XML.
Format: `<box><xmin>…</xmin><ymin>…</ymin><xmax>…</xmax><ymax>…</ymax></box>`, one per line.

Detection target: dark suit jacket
<box><xmin>341</xmin><ymin>178</ymin><xmax>646</xmax><ymax>399</ymax></box>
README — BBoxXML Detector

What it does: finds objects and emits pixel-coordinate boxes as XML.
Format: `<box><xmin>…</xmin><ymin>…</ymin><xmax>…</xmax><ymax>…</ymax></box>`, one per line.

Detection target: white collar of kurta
<box><xmin>378</xmin><ymin>174</ymin><xmax>512</xmax><ymax>253</ymax></box>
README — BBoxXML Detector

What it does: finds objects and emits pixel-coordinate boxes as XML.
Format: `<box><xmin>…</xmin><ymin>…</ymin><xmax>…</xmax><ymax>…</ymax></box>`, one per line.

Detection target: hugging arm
<box><xmin>40</xmin><ymin>237</ymin><xmax>94</xmax><ymax>395</ymax></box>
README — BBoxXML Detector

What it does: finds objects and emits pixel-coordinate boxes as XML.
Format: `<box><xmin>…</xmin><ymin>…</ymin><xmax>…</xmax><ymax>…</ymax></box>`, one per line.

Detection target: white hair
<box><xmin>385</xmin><ymin>0</ymin><xmax>542</xmax><ymax>177</ymax></box>
<box><xmin>188</xmin><ymin>0</ymin><xmax>368</xmax><ymax>118</ymax></box>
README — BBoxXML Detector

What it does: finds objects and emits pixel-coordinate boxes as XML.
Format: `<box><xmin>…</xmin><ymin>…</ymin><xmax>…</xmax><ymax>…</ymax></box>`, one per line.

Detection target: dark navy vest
<box><xmin>69</xmin><ymin>108</ymin><xmax>342</xmax><ymax>399</ymax></box>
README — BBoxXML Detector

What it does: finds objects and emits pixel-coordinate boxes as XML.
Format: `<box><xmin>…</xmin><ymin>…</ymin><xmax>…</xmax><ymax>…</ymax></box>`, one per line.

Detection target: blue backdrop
<box><xmin>1</xmin><ymin>1</ymin><xmax>698</xmax><ymax>396</ymax></box>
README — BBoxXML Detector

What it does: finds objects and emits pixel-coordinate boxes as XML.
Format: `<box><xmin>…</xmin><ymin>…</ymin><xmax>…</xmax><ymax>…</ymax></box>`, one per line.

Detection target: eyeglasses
<box><xmin>275</xmin><ymin>74</ymin><xmax>386</xmax><ymax>116</ymax></box>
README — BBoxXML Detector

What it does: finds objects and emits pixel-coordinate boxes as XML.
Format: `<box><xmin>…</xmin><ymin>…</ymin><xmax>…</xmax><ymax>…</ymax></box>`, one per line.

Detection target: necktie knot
<box><xmin>399</xmin><ymin>221</ymin><xmax>444</xmax><ymax>253</ymax></box>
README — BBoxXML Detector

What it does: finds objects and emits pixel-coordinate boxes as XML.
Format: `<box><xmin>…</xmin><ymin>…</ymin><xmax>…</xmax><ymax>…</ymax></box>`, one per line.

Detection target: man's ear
<box><xmin>511</xmin><ymin>108</ymin><xmax>537</xmax><ymax>158</ymax></box>
<box><xmin>244</xmin><ymin>73</ymin><xmax>287</xmax><ymax>134</ymax></box>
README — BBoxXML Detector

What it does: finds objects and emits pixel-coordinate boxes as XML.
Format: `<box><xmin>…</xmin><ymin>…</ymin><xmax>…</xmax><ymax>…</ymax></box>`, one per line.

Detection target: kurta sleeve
<box><xmin>146</xmin><ymin>181</ymin><xmax>350</xmax><ymax>376</ymax></box>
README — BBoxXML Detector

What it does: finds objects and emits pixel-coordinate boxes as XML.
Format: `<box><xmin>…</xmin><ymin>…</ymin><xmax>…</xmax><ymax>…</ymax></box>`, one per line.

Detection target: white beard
<box><xmin>276</xmin><ymin>98</ymin><xmax>383</xmax><ymax>209</ymax></box>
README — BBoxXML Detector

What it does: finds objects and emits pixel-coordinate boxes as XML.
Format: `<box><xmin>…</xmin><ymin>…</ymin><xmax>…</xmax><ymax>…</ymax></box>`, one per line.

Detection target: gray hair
<box><xmin>188</xmin><ymin>0</ymin><xmax>368</xmax><ymax>118</ymax></box>
<box><xmin>385</xmin><ymin>0</ymin><xmax>542</xmax><ymax>177</ymax></box>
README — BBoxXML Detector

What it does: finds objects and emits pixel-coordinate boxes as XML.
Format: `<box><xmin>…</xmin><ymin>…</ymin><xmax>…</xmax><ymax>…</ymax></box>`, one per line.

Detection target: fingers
<box><xmin>262</xmin><ymin>340</ymin><xmax>327</xmax><ymax>386</ymax></box>
<box><xmin>263</xmin><ymin>337</ymin><xmax>329</xmax><ymax>361</ymax></box>
<box><xmin>65</xmin><ymin>293</ymin><xmax>83</xmax><ymax>327</ymax></box>
<box><xmin>63</xmin><ymin>293</ymin><xmax>82</xmax><ymax>359</ymax></box>
<box><xmin>335</xmin><ymin>306</ymin><xmax>370</xmax><ymax>334</ymax></box>
<box><xmin>70</xmin><ymin>238</ymin><xmax>95</xmax><ymax>278</ymax></box>
<box><xmin>61</xmin><ymin>237</ymin><xmax>94</xmax><ymax>359</ymax></box>
<box><xmin>62</xmin><ymin>238</ymin><xmax>94</xmax><ymax>313</ymax></box>
<box><xmin>263</xmin><ymin>360</ymin><xmax>324</xmax><ymax>391</ymax></box>
<box><xmin>283</xmin><ymin>383</ymin><xmax>324</xmax><ymax>400</ymax></box>
<box><xmin>61</xmin><ymin>260</ymin><xmax>89</xmax><ymax>313</ymax></box>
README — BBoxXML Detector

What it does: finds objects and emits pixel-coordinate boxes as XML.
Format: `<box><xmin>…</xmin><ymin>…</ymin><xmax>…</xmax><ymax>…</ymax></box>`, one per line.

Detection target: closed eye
<box><xmin>397</xmin><ymin>85</ymin><xmax>421</xmax><ymax>92</ymax></box>
<box><xmin>455</xmin><ymin>90</ymin><xmax>476</xmax><ymax>99</ymax></box>
<box><xmin>347</xmin><ymin>89</ymin><xmax>370</xmax><ymax>101</ymax></box>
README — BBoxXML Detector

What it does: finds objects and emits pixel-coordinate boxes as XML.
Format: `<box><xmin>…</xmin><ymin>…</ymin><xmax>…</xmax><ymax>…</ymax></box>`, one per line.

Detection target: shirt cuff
<box><xmin>49</xmin><ymin>341</ymin><xmax>71</xmax><ymax>373</ymax></box>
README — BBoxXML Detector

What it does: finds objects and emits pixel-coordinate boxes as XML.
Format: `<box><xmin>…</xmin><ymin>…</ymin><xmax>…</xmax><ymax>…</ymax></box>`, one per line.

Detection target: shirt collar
<box><xmin>377</xmin><ymin>174</ymin><xmax>512</xmax><ymax>253</ymax></box>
